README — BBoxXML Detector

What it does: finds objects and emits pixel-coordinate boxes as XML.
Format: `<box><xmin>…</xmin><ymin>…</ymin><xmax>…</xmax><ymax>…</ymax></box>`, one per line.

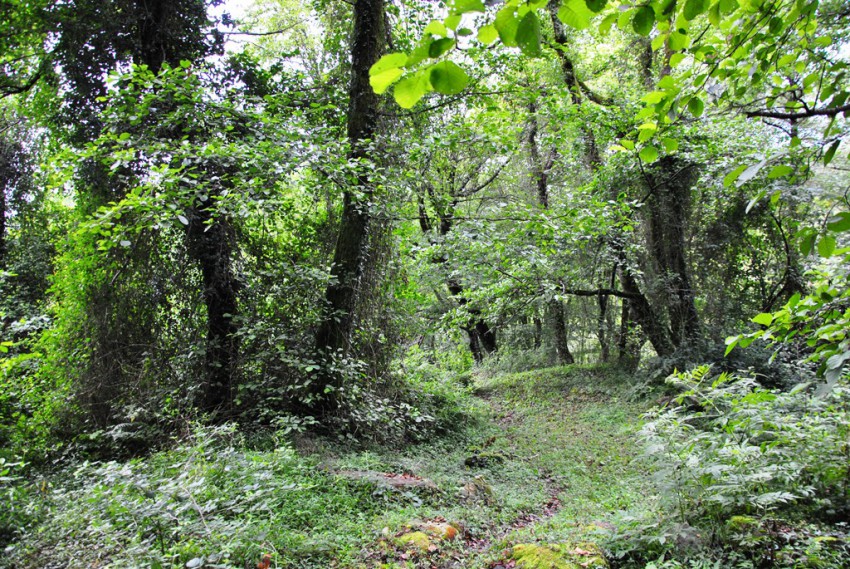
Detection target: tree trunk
<box><xmin>618</xmin><ymin>262</ymin><xmax>675</xmax><ymax>357</ymax></box>
<box><xmin>314</xmin><ymin>0</ymin><xmax>386</xmax><ymax>398</ymax></box>
<box><xmin>446</xmin><ymin>279</ymin><xmax>496</xmax><ymax>362</ymax></box>
<box><xmin>645</xmin><ymin>157</ymin><xmax>701</xmax><ymax>347</ymax></box>
<box><xmin>616</xmin><ymin>299</ymin><xmax>641</xmax><ymax>370</ymax></box>
<box><xmin>186</xmin><ymin>200</ymin><xmax>239</xmax><ymax>414</ymax></box>
<box><xmin>552</xmin><ymin>301</ymin><xmax>574</xmax><ymax>364</ymax></box>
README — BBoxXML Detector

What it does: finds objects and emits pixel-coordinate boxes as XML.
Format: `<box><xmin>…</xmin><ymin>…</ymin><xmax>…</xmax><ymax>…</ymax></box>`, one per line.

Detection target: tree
<box><xmin>313</xmin><ymin>0</ymin><xmax>388</xmax><ymax>409</ymax></box>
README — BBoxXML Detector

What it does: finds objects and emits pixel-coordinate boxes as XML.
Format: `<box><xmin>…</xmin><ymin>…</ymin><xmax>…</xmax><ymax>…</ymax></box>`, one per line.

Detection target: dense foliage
<box><xmin>0</xmin><ymin>0</ymin><xmax>848</xmax><ymax>566</ymax></box>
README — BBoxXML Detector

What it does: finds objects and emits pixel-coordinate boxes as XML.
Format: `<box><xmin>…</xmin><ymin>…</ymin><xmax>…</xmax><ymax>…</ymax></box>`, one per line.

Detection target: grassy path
<box><xmin>343</xmin><ymin>365</ymin><xmax>652</xmax><ymax>568</ymax></box>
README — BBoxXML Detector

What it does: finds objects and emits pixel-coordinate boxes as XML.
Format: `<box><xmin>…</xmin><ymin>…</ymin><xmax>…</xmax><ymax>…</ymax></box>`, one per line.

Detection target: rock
<box><xmin>394</xmin><ymin>531</ymin><xmax>433</xmax><ymax>552</ymax></box>
<box><xmin>419</xmin><ymin>521</ymin><xmax>459</xmax><ymax>540</ymax></box>
<box><xmin>390</xmin><ymin>518</ymin><xmax>461</xmax><ymax>556</ymax></box>
<box><xmin>459</xmin><ymin>475</ymin><xmax>495</xmax><ymax>505</ymax></box>
<box><xmin>464</xmin><ymin>451</ymin><xmax>505</xmax><ymax>468</ymax></box>
<box><xmin>511</xmin><ymin>543</ymin><xmax>608</xmax><ymax>569</ymax></box>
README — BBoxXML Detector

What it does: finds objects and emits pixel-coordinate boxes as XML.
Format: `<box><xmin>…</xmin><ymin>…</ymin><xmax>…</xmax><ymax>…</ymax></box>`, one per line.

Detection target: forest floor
<box><xmin>340</xmin><ymin>364</ymin><xmax>652</xmax><ymax>569</ymax></box>
<box><xmin>6</xmin><ymin>365</ymin><xmax>655</xmax><ymax>569</ymax></box>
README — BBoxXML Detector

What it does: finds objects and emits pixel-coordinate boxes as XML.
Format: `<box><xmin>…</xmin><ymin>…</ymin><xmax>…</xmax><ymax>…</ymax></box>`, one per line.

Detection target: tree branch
<box><xmin>746</xmin><ymin>103</ymin><xmax>850</xmax><ymax>120</ymax></box>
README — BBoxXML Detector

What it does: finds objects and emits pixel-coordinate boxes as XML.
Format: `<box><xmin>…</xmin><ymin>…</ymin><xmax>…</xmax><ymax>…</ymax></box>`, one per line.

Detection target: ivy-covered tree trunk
<box><xmin>645</xmin><ymin>158</ymin><xmax>701</xmax><ymax>347</ymax></box>
<box><xmin>314</xmin><ymin>0</ymin><xmax>386</xmax><ymax>398</ymax></box>
<box><xmin>53</xmin><ymin>0</ymin><xmax>226</xmax><ymax>422</ymax></box>
<box><xmin>0</xmin><ymin>154</ymin><xmax>7</xmax><ymax>267</ymax></box>
<box><xmin>186</xmin><ymin>199</ymin><xmax>239</xmax><ymax>414</ymax></box>
<box><xmin>445</xmin><ymin>278</ymin><xmax>496</xmax><ymax>363</ymax></box>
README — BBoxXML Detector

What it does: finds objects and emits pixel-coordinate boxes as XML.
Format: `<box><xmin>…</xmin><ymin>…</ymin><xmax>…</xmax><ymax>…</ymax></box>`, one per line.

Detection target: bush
<box><xmin>607</xmin><ymin>366</ymin><xmax>850</xmax><ymax>567</ymax></box>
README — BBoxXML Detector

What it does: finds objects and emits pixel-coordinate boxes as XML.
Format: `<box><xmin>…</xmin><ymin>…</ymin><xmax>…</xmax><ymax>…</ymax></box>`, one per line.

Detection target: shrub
<box><xmin>607</xmin><ymin>366</ymin><xmax>850</xmax><ymax>567</ymax></box>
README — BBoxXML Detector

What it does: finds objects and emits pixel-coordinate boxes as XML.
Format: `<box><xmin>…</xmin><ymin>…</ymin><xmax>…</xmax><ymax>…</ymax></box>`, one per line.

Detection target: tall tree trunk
<box><xmin>314</xmin><ymin>0</ymin><xmax>386</xmax><ymax>398</ymax></box>
<box><xmin>137</xmin><ymin>0</ymin><xmax>242</xmax><ymax>415</ymax></box>
<box><xmin>186</xmin><ymin>199</ymin><xmax>239</xmax><ymax>414</ymax></box>
<box><xmin>616</xmin><ymin>298</ymin><xmax>641</xmax><ymax>370</ymax></box>
<box><xmin>645</xmin><ymin>158</ymin><xmax>701</xmax><ymax>347</ymax></box>
<box><xmin>447</xmin><ymin>279</ymin><xmax>496</xmax><ymax>362</ymax></box>
<box><xmin>0</xmin><ymin>168</ymin><xmax>6</xmax><ymax>268</ymax></box>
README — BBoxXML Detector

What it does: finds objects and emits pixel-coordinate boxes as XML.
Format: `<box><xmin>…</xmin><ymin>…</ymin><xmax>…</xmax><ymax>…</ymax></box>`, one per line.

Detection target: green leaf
<box><xmin>800</xmin><ymin>231</ymin><xmax>816</xmax><ymax>255</ymax></box>
<box><xmin>826</xmin><ymin>212</ymin><xmax>850</xmax><ymax>233</ymax></box>
<box><xmin>585</xmin><ymin>0</ymin><xmax>607</xmax><ymax>13</ymax></box>
<box><xmin>683</xmin><ymin>0</ymin><xmax>709</xmax><ymax>20</ymax></box>
<box><xmin>516</xmin><ymin>12</ymin><xmax>542</xmax><ymax>57</ymax></box>
<box><xmin>394</xmin><ymin>71</ymin><xmax>431</xmax><ymax>108</ymax></box>
<box><xmin>445</xmin><ymin>14</ymin><xmax>462</xmax><ymax>30</ymax></box>
<box><xmin>752</xmin><ymin>313</ymin><xmax>773</xmax><ymax>326</ymax></box>
<box><xmin>424</xmin><ymin>20</ymin><xmax>448</xmax><ymax>37</ymax></box>
<box><xmin>559</xmin><ymin>0</ymin><xmax>594</xmax><ymax>30</ymax></box>
<box><xmin>668</xmin><ymin>30</ymin><xmax>689</xmax><ymax>50</ymax></box>
<box><xmin>669</xmin><ymin>53</ymin><xmax>686</xmax><ymax>67</ymax></box>
<box><xmin>632</xmin><ymin>6</ymin><xmax>655</xmax><ymax>36</ymax></box>
<box><xmin>620</xmin><ymin>138</ymin><xmax>635</xmax><ymax>150</ymax></box>
<box><xmin>736</xmin><ymin>159</ymin><xmax>768</xmax><ymax>187</ymax></box>
<box><xmin>687</xmin><ymin>96</ymin><xmax>704</xmax><ymax>117</ymax></box>
<box><xmin>429</xmin><ymin>61</ymin><xmax>469</xmax><ymax>95</ymax></box>
<box><xmin>454</xmin><ymin>0</ymin><xmax>485</xmax><ymax>13</ymax></box>
<box><xmin>642</xmin><ymin>91</ymin><xmax>667</xmax><ymax>104</ymax></box>
<box><xmin>708</xmin><ymin>1</ymin><xmax>721</xmax><ymax>26</ymax></box>
<box><xmin>640</xmin><ymin>145</ymin><xmax>659</xmax><ymax>163</ymax></box>
<box><xmin>824</xmin><ymin>140</ymin><xmax>840</xmax><ymax>166</ymax></box>
<box><xmin>405</xmin><ymin>43</ymin><xmax>431</xmax><ymax>67</ymax></box>
<box><xmin>495</xmin><ymin>7</ymin><xmax>520</xmax><ymax>46</ymax></box>
<box><xmin>662</xmin><ymin>137</ymin><xmax>679</xmax><ymax>152</ymax></box>
<box><xmin>599</xmin><ymin>12</ymin><xmax>618</xmax><ymax>35</ymax></box>
<box><xmin>428</xmin><ymin>38</ymin><xmax>455</xmax><ymax>58</ymax></box>
<box><xmin>370</xmin><ymin>67</ymin><xmax>404</xmax><ymax>94</ymax></box>
<box><xmin>719</xmin><ymin>0</ymin><xmax>737</xmax><ymax>14</ymax></box>
<box><xmin>478</xmin><ymin>24</ymin><xmax>499</xmax><ymax>44</ymax></box>
<box><xmin>638</xmin><ymin>124</ymin><xmax>656</xmax><ymax>142</ymax></box>
<box><xmin>371</xmin><ymin>53</ymin><xmax>408</xmax><ymax>76</ymax></box>
<box><xmin>768</xmin><ymin>165</ymin><xmax>793</xmax><ymax>179</ymax></box>
<box><xmin>818</xmin><ymin>234</ymin><xmax>836</xmax><ymax>258</ymax></box>
<box><xmin>724</xmin><ymin>336</ymin><xmax>740</xmax><ymax>356</ymax></box>
<box><xmin>723</xmin><ymin>164</ymin><xmax>748</xmax><ymax>187</ymax></box>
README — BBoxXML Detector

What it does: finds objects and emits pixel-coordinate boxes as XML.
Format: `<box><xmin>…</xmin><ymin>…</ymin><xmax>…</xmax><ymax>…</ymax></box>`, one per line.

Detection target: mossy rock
<box><xmin>511</xmin><ymin>543</ymin><xmax>608</xmax><ymax>569</ymax></box>
<box><xmin>394</xmin><ymin>531</ymin><xmax>432</xmax><ymax>552</ymax></box>
<box><xmin>464</xmin><ymin>451</ymin><xmax>506</xmax><ymax>468</ymax></box>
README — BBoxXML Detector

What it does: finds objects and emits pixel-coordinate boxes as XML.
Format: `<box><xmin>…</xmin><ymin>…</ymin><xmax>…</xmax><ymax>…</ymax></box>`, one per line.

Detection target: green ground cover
<box><xmin>3</xmin><ymin>365</ymin><xmax>650</xmax><ymax>569</ymax></box>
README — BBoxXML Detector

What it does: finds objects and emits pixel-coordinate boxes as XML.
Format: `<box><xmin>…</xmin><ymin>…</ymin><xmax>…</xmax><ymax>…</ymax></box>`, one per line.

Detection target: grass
<box><xmin>3</xmin><ymin>365</ymin><xmax>653</xmax><ymax>569</ymax></box>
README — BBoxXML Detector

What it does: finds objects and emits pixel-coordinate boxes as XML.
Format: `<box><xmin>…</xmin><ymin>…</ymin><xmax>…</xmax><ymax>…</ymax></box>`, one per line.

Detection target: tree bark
<box><xmin>617</xmin><ymin>261</ymin><xmax>675</xmax><ymax>357</ymax></box>
<box><xmin>186</xmin><ymin>201</ymin><xmax>239</xmax><ymax>414</ymax></box>
<box><xmin>314</xmin><ymin>0</ymin><xmax>386</xmax><ymax>395</ymax></box>
<box><xmin>645</xmin><ymin>158</ymin><xmax>701</xmax><ymax>347</ymax></box>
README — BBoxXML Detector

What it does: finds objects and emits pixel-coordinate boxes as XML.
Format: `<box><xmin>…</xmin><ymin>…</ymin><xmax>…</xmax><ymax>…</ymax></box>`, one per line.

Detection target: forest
<box><xmin>1</xmin><ymin>0</ymin><xmax>849</xmax><ymax>567</ymax></box>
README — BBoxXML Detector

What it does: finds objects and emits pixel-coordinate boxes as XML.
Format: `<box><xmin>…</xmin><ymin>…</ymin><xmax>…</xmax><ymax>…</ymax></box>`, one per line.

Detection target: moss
<box><xmin>394</xmin><ymin>531</ymin><xmax>432</xmax><ymax>551</ymax></box>
<box><xmin>727</xmin><ymin>515</ymin><xmax>759</xmax><ymax>531</ymax></box>
<box><xmin>511</xmin><ymin>543</ymin><xmax>608</xmax><ymax>569</ymax></box>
